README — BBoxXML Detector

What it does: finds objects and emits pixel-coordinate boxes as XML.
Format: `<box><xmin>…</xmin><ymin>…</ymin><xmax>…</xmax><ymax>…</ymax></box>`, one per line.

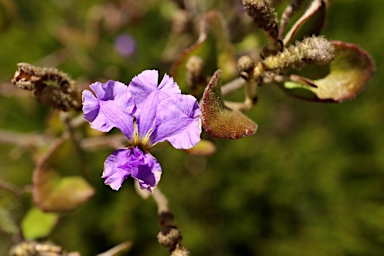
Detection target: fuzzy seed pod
<box><xmin>12</xmin><ymin>63</ymin><xmax>81</xmax><ymax>111</ymax></box>
<box><xmin>262</xmin><ymin>36</ymin><xmax>335</xmax><ymax>71</ymax></box>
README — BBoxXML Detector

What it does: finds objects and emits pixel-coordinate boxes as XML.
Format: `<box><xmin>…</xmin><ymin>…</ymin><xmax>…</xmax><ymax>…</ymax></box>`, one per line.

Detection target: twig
<box><xmin>96</xmin><ymin>241</ymin><xmax>132</xmax><ymax>256</ymax></box>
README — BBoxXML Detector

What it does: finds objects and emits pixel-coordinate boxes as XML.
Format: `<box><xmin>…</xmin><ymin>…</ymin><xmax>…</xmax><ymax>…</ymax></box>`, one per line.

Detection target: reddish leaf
<box><xmin>201</xmin><ymin>70</ymin><xmax>258</xmax><ymax>139</ymax></box>
<box><xmin>282</xmin><ymin>41</ymin><xmax>375</xmax><ymax>102</ymax></box>
<box><xmin>283</xmin><ymin>0</ymin><xmax>327</xmax><ymax>46</ymax></box>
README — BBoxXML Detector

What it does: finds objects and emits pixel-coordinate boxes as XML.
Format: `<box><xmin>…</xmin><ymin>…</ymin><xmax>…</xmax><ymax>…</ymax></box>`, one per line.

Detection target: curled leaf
<box><xmin>201</xmin><ymin>70</ymin><xmax>258</xmax><ymax>139</ymax></box>
<box><xmin>283</xmin><ymin>0</ymin><xmax>327</xmax><ymax>46</ymax></box>
<box><xmin>281</xmin><ymin>41</ymin><xmax>375</xmax><ymax>102</ymax></box>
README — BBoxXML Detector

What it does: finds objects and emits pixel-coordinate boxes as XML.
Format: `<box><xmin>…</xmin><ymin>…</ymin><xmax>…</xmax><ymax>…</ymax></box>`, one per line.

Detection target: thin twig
<box><xmin>80</xmin><ymin>134</ymin><xmax>126</xmax><ymax>150</ymax></box>
<box><xmin>0</xmin><ymin>129</ymin><xmax>50</xmax><ymax>148</ymax></box>
<box><xmin>0</xmin><ymin>180</ymin><xmax>23</xmax><ymax>197</ymax></box>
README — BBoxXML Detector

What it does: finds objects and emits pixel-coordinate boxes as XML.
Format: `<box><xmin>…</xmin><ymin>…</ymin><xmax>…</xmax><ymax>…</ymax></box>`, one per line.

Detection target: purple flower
<box><xmin>114</xmin><ymin>34</ymin><xmax>136</xmax><ymax>57</ymax></box>
<box><xmin>83</xmin><ymin>70</ymin><xmax>201</xmax><ymax>191</ymax></box>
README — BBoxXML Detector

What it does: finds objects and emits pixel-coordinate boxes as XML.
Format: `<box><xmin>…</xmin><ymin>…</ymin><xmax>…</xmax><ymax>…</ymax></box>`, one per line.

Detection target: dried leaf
<box><xmin>201</xmin><ymin>70</ymin><xmax>257</xmax><ymax>139</ymax></box>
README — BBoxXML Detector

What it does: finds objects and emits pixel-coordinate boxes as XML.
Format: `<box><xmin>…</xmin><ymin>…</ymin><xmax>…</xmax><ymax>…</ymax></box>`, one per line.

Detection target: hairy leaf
<box><xmin>201</xmin><ymin>70</ymin><xmax>257</xmax><ymax>139</ymax></box>
<box><xmin>281</xmin><ymin>41</ymin><xmax>375</xmax><ymax>102</ymax></box>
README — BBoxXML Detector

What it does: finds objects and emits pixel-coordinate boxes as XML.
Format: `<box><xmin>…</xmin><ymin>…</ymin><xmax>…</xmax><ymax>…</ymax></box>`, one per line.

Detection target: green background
<box><xmin>0</xmin><ymin>0</ymin><xmax>383</xmax><ymax>255</ymax></box>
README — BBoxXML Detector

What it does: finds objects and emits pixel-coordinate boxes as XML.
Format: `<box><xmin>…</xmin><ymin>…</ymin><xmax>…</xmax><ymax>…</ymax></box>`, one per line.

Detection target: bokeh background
<box><xmin>1</xmin><ymin>0</ymin><xmax>383</xmax><ymax>255</ymax></box>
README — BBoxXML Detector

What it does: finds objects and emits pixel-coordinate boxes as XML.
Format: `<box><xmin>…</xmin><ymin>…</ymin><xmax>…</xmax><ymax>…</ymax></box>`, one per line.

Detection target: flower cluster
<box><xmin>82</xmin><ymin>70</ymin><xmax>201</xmax><ymax>191</ymax></box>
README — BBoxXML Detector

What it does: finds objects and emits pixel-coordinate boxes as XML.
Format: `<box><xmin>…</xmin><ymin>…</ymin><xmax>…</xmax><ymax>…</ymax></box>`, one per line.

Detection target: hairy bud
<box><xmin>237</xmin><ymin>55</ymin><xmax>256</xmax><ymax>80</ymax></box>
<box><xmin>262</xmin><ymin>36</ymin><xmax>335</xmax><ymax>71</ymax></box>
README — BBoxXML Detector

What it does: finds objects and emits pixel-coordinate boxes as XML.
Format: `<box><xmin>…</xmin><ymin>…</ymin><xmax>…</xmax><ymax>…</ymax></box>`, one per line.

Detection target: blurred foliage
<box><xmin>0</xmin><ymin>0</ymin><xmax>383</xmax><ymax>255</ymax></box>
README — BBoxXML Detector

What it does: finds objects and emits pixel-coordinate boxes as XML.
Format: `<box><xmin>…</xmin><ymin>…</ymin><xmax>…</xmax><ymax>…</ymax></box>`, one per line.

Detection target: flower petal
<box><xmin>102</xmin><ymin>147</ymin><xmax>161</xmax><ymax>191</ymax></box>
<box><xmin>128</xmin><ymin>70</ymin><xmax>181</xmax><ymax>113</ymax></box>
<box><xmin>136</xmin><ymin>89</ymin><xmax>159</xmax><ymax>141</ymax></box>
<box><xmin>82</xmin><ymin>81</ymin><xmax>135</xmax><ymax>139</ymax></box>
<box><xmin>151</xmin><ymin>94</ymin><xmax>201</xmax><ymax>149</ymax></box>
<box><xmin>131</xmin><ymin>152</ymin><xmax>162</xmax><ymax>192</ymax></box>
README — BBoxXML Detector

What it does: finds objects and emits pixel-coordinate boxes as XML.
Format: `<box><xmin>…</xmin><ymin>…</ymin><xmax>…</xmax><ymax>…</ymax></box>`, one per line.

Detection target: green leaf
<box><xmin>281</xmin><ymin>41</ymin><xmax>375</xmax><ymax>102</ymax></box>
<box><xmin>171</xmin><ymin>10</ymin><xmax>237</xmax><ymax>93</ymax></box>
<box><xmin>21</xmin><ymin>207</ymin><xmax>58</xmax><ymax>239</ymax></box>
<box><xmin>201</xmin><ymin>70</ymin><xmax>257</xmax><ymax>139</ymax></box>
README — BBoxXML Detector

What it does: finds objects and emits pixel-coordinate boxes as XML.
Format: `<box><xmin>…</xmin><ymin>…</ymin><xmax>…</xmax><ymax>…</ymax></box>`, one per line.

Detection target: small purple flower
<box><xmin>83</xmin><ymin>70</ymin><xmax>201</xmax><ymax>191</ymax></box>
<box><xmin>114</xmin><ymin>34</ymin><xmax>136</xmax><ymax>57</ymax></box>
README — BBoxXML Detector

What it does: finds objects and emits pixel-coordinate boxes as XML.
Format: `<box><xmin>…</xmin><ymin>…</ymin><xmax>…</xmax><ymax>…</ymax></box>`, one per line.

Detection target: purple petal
<box><xmin>131</xmin><ymin>152</ymin><xmax>162</xmax><ymax>192</ymax></box>
<box><xmin>102</xmin><ymin>147</ymin><xmax>161</xmax><ymax>191</ymax></box>
<box><xmin>150</xmin><ymin>94</ymin><xmax>201</xmax><ymax>149</ymax></box>
<box><xmin>128</xmin><ymin>70</ymin><xmax>181</xmax><ymax>114</ymax></box>
<box><xmin>82</xmin><ymin>81</ymin><xmax>135</xmax><ymax>139</ymax></box>
<box><xmin>136</xmin><ymin>90</ymin><xmax>159</xmax><ymax>142</ymax></box>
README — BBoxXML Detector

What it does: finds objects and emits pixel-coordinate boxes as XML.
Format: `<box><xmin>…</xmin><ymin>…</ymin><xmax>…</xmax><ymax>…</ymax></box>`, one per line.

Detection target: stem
<box><xmin>152</xmin><ymin>187</ymin><xmax>170</xmax><ymax>213</ymax></box>
<box><xmin>152</xmin><ymin>187</ymin><xmax>189</xmax><ymax>256</ymax></box>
